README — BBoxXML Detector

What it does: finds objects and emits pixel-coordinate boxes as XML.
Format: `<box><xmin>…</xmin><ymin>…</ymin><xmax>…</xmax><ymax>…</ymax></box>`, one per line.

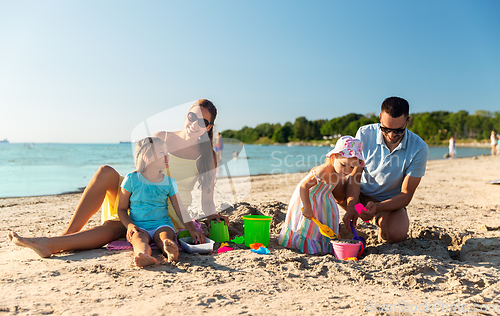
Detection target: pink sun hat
<box><xmin>326</xmin><ymin>136</ymin><xmax>365</xmax><ymax>166</ymax></box>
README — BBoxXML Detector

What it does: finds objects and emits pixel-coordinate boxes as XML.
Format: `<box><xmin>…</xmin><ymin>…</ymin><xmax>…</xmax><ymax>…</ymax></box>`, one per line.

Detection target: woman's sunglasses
<box><xmin>187</xmin><ymin>112</ymin><xmax>212</xmax><ymax>128</ymax></box>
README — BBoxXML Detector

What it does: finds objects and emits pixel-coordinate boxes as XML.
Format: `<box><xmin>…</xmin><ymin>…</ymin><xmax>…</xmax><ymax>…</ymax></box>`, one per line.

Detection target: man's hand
<box><xmin>361</xmin><ymin>201</ymin><xmax>377</xmax><ymax>222</ymax></box>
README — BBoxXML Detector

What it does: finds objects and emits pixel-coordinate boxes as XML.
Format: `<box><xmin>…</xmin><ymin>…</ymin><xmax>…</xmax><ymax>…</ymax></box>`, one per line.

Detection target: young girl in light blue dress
<box><xmin>117</xmin><ymin>137</ymin><xmax>205</xmax><ymax>267</ymax></box>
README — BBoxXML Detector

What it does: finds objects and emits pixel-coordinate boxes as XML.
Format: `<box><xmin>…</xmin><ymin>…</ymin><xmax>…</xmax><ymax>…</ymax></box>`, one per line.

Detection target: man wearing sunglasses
<box><xmin>337</xmin><ymin>96</ymin><xmax>429</xmax><ymax>244</ymax></box>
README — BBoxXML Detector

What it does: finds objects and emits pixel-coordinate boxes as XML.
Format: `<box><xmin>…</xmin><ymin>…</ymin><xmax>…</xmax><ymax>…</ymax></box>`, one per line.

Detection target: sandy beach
<box><xmin>2</xmin><ymin>155</ymin><xmax>500</xmax><ymax>315</ymax></box>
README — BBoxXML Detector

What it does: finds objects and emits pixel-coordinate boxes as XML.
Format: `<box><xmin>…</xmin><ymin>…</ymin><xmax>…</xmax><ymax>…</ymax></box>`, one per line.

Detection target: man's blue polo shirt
<box><xmin>355</xmin><ymin>123</ymin><xmax>429</xmax><ymax>201</ymax></box>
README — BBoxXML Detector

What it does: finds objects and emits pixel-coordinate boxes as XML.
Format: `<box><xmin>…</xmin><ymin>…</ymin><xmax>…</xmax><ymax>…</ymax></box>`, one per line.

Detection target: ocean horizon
<box><xmin>0</xmin><ymin>142</ymin><xmax>492</xmax><ymax>198</ymax></box>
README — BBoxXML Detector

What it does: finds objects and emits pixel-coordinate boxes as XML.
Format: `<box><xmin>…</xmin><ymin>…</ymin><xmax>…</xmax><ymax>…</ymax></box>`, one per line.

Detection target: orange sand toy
<box><xmin>250</xmin><ymin>243</ymin><xmax>264</xmax><ymax>250</ymax></box>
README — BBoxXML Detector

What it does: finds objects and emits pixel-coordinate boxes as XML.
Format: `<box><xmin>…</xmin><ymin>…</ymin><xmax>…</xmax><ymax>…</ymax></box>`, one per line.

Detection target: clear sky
<box><xmin>1</xmin><ymin>1</ymin><xmax>499</xmax><ymax>143</ymax></box>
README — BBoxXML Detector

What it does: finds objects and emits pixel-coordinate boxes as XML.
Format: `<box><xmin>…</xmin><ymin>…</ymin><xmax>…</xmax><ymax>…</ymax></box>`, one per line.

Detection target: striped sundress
<box><xmin>278</xmin><ymin>170</ymin><xmax>339</xmax><ymax>254</ymax></box>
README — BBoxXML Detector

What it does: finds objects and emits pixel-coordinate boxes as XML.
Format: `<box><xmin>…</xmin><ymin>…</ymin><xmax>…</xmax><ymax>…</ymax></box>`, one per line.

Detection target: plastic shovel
<box><xmin>311</xmin><ymin>217</ymin><xmax>337</xmax><ymax>239</ymax></box>
<box><xmin>301</xmin><ymin>207</ymin><xmax>337</xmax><ymax>239</ymax></box>
<box><xmin>350</xmin><ymin>221</ymin><xmax>366</xmax><ymax>248</ymax></box>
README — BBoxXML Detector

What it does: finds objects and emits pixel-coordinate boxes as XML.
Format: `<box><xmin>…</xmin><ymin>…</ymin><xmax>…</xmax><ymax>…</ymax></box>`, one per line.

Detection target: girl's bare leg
<box><xmin>131</xmin><ymin>231</ymin><xmax>156</xmax><ymax>267</ymax></box>
<box><xmin>154</xmin><ymin>228</ymin><xmax>178</xmax><ymax>263</ymax></box>
<box><xmin>9</xmin><ymin>221</ymin><xmax>126</xmax><ymax>258</ymax></box>
<box><xmin>63</xmin><ymin>166</ymin><xmax>120</xmax><ymax>235</ymax></box>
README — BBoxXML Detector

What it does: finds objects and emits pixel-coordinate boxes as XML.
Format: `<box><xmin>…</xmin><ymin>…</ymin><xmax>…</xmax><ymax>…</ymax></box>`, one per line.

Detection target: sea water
<box><xmin>0</xmin><ymin>142</ymin><xmax>491</xmax><ymax>198</ymax></box>
<box><xmin>0</xmin><ymin>143</ymin><xmax>135</xmax><ymax>198</ymax></box>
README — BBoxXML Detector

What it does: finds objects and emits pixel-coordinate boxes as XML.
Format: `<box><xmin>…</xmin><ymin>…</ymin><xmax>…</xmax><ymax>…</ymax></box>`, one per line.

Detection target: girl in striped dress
<box><xmin>279</xmin><ymin>136</ymin><xmax>365</xmax><ymax>254</ymax></box>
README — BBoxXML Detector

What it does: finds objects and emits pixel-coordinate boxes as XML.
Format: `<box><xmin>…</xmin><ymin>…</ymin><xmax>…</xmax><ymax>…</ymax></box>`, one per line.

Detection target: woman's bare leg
<box><xmin>63</xmin><ymin>165</ymin><xmax>120</xmax><ymax>235</ymax></box>
<box><xmin>9</xmin><ymin>221</ymin><xmax>126</xmax><ymax>258</ymax></box>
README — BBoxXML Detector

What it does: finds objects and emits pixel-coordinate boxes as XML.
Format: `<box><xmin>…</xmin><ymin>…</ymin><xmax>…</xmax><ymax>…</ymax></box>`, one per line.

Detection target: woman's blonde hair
<box><xmin>134</xmin><ymin>136</ymin><xmax>164</xmax><ymax>173</ymax></box>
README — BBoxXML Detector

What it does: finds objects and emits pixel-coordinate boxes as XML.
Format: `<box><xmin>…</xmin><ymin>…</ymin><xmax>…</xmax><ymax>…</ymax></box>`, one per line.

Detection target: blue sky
<box><xmin>1</xmin><ymin>1</ymin><xmax>499</xmax><ymax>143</ymax></box>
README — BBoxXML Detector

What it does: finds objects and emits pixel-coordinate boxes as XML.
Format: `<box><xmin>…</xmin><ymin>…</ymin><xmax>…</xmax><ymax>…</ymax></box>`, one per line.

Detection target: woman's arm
<box><xmin>200</xmin><ymin>154</ymin><xmax>229</xmax><ymax>225</ymax></box>
<box><xmin>170</xmin><ymin>193</ymin><xmax>206</xmax><ymax>244</ymax></box>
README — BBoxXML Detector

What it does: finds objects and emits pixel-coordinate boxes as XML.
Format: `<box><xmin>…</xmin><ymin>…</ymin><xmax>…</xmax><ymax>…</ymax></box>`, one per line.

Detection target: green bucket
<box><xmin>242</xmin><ymin>215</ymin><xmax>272</xmax><ymax>248</ymax></box>
<box><xmin>176</xmin><ymin>230</ymin><xmax>191</xmax><ymax>242</ymax></box>
<box><xmin>208</xmin><ymin>220</ymin><xmax>230</xmax><ymax>243</ymax></box>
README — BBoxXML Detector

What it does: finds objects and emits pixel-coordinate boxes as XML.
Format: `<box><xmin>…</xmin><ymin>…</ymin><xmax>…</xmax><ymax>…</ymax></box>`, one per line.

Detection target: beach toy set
<box><xmin>179</xmin><ymin>237</ymin><xmax>215</xmax><ymax>254</ymax></box>
<box><xmin>175</xmin><ymin>219</ymin><xmax>229</xmax><ymax>254</ymax></box>
<box><xmin>179</xmin><ymin>213</ymin><xmax>367</xmax><ymax>258</ymax></box>
<box><xmin>311</xmin><ymin>217</ymin><xmax>337</xmax><ymax>239</ymax></box>
<box><xmin>331</xmin><ymin>223</ymin><xmax>365</xmax><ymax>260</ymax></box>
<box><xmin>242</xmin><ymin>215</ymin><xmax>272</xmax><ymax>248</ymax></box>
<box><xmin>350</xmin><ymin>222</ymin><xmax>366</xmax><ymax>248</ymax></box>
<box><xmin>355</xmin><ymin>203</ymin><xmax>369</xmax><ymax>223</ymax></box>
<box><xmin>331</xmin><ymin>240</ymin><xmax>363</xmax><ymax>260</ymax></box>
<box><xmin>179</xmin><ymin>215</ymin><xmax>273</xmax><ymax>255</ymax></box>
<box><xmin>208</xmin><ymin>220</ymin><xmax>230</xmax><ymax>243</ymax></box>
<box><xmin>300</xmin><ymin>207</ymin><xmax>337</xmax><ymax>239</ymax></box>
<box><xmin>217</xmin><ymin>242</ymin><xmax>234</xmax><ymax>254</ymax></box>
<box><xmin>250</xmin><ymin>243</ymin><xmax>270</xmax><ymax>255</ymax></box>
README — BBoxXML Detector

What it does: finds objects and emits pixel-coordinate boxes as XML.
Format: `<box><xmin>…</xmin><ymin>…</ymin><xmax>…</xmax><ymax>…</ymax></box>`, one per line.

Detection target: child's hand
<box><xmin>360</xmin><ymin>201</ymin><xmax>377</xmax><ymax>222</ymax></box>
<box><xmin>343</xmin><ymin>210</ymin><xmax>359</xmax><ymax>233</ymax></box>
<box><xmin>301</xmin><ymin>206</ymin><xmax>314</xmax><ymax>220</ymax></box>
<box><xmin>126</xmin><ymin>223</ymin><xmax>146</xmax><ymax>242</ymax></box>
<box><xmin>189</xmin><ymin>230</ymin><xmax>206</xmax><ymax>244</ymax></box>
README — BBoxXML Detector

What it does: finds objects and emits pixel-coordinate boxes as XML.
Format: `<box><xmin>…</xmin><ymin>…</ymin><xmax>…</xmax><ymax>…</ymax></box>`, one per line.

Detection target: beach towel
<box><xmin>106</xmin><ymin>222</ymin><xmax>203</xmax><ymax>252</ymax></box>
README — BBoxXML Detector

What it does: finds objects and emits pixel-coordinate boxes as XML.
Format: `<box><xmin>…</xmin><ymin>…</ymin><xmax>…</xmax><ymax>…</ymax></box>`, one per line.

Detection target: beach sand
<box><xmin>1</xmin><ymin>155</ymin><xmax>500</xmax><ymax>315</ymax></box>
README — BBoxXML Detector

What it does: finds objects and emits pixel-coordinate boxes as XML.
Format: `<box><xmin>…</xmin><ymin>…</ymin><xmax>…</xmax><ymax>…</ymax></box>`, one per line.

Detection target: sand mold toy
<box><xmin>355</xmin><ymin>203</ymin><xmax>369</xmax><ymax>223</ymax></box>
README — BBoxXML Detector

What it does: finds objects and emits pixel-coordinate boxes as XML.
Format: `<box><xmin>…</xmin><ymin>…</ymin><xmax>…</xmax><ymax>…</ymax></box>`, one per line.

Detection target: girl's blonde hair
<box><xmin>134</xmin><ymin>136</ymin><xmax>164</xmax><ymax>173</ymax></box>
<box><xmin>325</xmin><ymin>155</ymin><xmax>335</xmax><ymax>164</ymax></box>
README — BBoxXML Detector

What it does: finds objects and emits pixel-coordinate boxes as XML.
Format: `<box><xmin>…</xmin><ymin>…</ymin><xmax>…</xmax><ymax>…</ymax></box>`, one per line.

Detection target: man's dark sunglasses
<box><xmin>380</xmin><ymin>119</ymin><xmax>408</xmax><ymax>135</ymax></box>
<box><xmin>187</xmin><ymin>112</ymin><xmax>211</xmax><ymax>128</ymax></box>
<box><xmin>380</xmin><ymin>126</ymin><xmax>406</xmax><ymax>135</ymax></box>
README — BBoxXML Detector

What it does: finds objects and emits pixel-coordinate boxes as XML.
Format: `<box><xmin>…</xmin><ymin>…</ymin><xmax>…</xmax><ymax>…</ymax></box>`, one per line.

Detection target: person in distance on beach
<box><xmin>335</xmin><ymin>96</ymin><xmax>429</xmax><ymax>244</ymax></box>
<box><xmin>497</xmin><ymin>134</ymin><xmax>500</xmax><ymax>156</ymax></box>
<box><xmin>279</xmin><ymin>136</ymin><xmax>365</xmax><ymax>254</ymax></box>
<box><xmin>448</xmin><ymin>136</ymin><xmax>456</xmax><ymax>158</ymax></box>
<box><xmin>117</xmin><ymin>137</ymin><xmax>205</xmax><ymax>267</ymax></box>
<box><xmin>491</xmin><ymin>131</ymin><xmax>498</xmax><ymax>156</ymax></box>
<box><xmin>9</xmin><ymin>99</ymin><xmax>227</xmax><ymax>258</ymax></box>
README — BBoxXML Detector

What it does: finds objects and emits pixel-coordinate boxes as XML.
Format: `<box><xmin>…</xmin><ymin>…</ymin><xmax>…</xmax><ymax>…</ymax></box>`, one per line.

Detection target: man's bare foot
<box><xmin>378</xmin><ymin>229</ymin><xmax>386</xmax><ymax>243</ymax></box>
<box><xmin>134</xmin><ymin>253</ymin><xmax>157</xmax><ymax>267</ymax></box>
<box><xmin>163</xmin><ymin>239</ymin><xmax>179</xmax><ymax>263</ymax></box>
<box><xmin>8</xmin><ymin>231</ymin><xmax>53</xmax><ymax>258</ymax></box>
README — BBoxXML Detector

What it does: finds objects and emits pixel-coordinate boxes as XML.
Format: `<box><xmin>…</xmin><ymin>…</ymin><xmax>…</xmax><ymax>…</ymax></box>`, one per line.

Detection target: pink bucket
<box><xmin>331</xmin><ymin>241</ymin><xmax>363</xmax><ymax>260</ymax></box>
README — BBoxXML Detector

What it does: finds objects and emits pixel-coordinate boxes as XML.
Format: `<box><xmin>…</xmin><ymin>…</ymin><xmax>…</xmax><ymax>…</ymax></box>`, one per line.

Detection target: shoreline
<box><xmin>254</xmin><ymin>140</ymin><xmax>494</xmax><ymax>148</ymax></box>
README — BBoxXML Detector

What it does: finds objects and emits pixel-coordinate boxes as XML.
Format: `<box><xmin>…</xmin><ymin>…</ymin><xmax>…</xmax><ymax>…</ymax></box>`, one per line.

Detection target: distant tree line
<box><xmin>221</xmin><ymin>110</ymin><xmax>500</xmax><ymax>145</ymax></box>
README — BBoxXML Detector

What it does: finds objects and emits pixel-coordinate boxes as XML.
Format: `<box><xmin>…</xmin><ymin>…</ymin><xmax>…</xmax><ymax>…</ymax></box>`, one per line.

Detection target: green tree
<box><xmin>292</xmin><ymin>117</ymin><xmax>309</xmax><ymax>140</ymax></box>
<box><xmin>444</xmin><ymin>110</ymin><xmax>468</xmax><ymax>139</ymax></box>
<box><xmin>272</xmin><ymin>123</ymin><xmax>292</xmax><ymax>143</ymax></box>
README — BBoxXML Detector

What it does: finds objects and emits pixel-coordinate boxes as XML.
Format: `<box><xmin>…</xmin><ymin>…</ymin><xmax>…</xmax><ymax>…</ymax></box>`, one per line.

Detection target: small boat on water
<box><xmin>0</xmin><ymin>139</ymin><xmax>8</xmax><ymax>143</ymax></box>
